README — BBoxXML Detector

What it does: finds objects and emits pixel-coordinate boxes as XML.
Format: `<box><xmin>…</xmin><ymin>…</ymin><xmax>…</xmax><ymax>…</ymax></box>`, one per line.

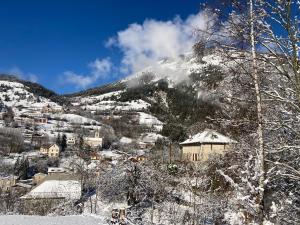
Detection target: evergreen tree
<box><xmin>61</xmin><ymin>133</ymin><xmax>67</xmax><ymax>152</ymax></box>
<box><xmin>56</xmin><ymin>133</ymin><xmax>61</xmax><ymax>145</ymax></box>
<box><xmin>14</xmin><ymin>156</ymin><xmax>29</xmax><ymax>180</ymax></box>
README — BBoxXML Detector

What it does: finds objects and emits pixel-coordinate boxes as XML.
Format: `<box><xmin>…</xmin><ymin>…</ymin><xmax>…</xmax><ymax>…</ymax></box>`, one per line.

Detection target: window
<box><xmin>192</xmin><ymin>153</ymin><xmax>199</xmax><ymax>161</ymax></box>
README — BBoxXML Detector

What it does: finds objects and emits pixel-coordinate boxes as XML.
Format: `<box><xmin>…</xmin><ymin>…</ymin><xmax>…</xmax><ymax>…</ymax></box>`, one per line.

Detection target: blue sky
<box><xmin>0</xmin><ymin>0</ymin><xmax>205</xmax><ymax>94</ymax></box>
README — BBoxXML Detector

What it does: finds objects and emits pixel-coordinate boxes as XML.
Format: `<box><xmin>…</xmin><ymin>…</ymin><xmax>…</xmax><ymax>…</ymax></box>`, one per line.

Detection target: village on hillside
<box><xmin>0</xmin><ymin>79</ymin><xmax>239</xmax><ymax>223</ymax></box>
<box><xmin>0</xmin><ymin>0</ymin><xmax>299</xmax><ymax>224</ymax></box>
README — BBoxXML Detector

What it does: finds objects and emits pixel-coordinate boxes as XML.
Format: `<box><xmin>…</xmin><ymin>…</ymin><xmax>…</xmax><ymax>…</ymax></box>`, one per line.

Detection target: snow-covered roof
<box><xmin>180</xmin><ymin>129</ymin><xmax>237</xmax><ymax>145</ymax></box>
<box><xmin>120</xmin><ymin>136</ymin><xmax>133</xmax><ymax>144</ymax></box>
<box><xmin>21</xmin><ymin>179</ymin><xmax>81</xmax><ymax>200</ymax></box>
<box><xmin>48</xmin><ymin>167</ymin><xmax>66</xmax><ymax>173</ymax></box>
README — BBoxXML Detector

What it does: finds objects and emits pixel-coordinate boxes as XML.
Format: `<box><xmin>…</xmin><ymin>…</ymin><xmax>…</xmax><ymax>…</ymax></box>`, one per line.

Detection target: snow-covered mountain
<box><xmin>0</xmin><ymin>75</ymin><xmax>107</xmax><ymax>143</ymax></box>
<box><xmin>0</xmin><ymin>79</ymin><xmax>61</xmax><ymax>115</ymax></box>
<box><xmin>0</xmin><ymin>50</ymin><xmax>238</xmax><ymax>143</ymax></box>
<box><xmin>68</xmin><ymin>49</ymin><xmax>232</xmax><ymax>139</ymax></box>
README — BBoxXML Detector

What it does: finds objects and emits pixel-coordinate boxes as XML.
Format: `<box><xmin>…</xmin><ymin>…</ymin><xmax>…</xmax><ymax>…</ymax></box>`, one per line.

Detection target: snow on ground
<box><xmin>0</xmin><ymin>215</ymin><xmax>106</xmax><ymax>225</ymax></box>
<box><xmin>140</xmin><ymin>132</ymin><xmax>164</xmax><ymax>143</ymax></box>
<box><xmin>0</xmin><ymin>80</ymin><xmax>59</xmax><ymax>111</ymax></box>
<box><xmin>100</xmin><ymin>150</ymin><xmax>123</xmax><ymax>164</ymax></box>
<box><xmin>55</xmin><ymin>114</ymin><xmax>100</xmax><ymax>125</ymax></box>
<box><xmin>137</xmin><ymin>112</ymin><xmax>163</xmax><ymax>131</ymax></box>
<box><xmin>83</xmin><ymin>195</ymin><xmax>127</xmax><ymax>222</ymax></box>
<box><xmin>0</xmin><ymin>157</ymin><xmax>17</xmax><ymax>166</ymax></box>
<box><xmin>120</xmin><ymin>136</ymin><xmax>133</xmax><ymax>144</ymax></box>
<box><xmin>137</xmin><ymin>112</ymin><xmax>163</xmax><ymax>127</ymax></box>
<box><xmin>81</xmin><ymin>99</ymin><xmax>150</xmax><ymax>112</ymax></box>
<box><xmin>79</xmin><ymin>90</ymin><xmax>124</xmax><ymax>104</ymax></box>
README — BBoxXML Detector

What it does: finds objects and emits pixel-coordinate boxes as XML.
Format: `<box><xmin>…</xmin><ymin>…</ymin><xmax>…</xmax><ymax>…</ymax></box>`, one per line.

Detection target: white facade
<box><xmin>84</xmin><ymin>130</ymin><xmax>102</xmax><ymax>148</ymax></box>
<box><xmin>66</xmin><ymin>137</ymin><xmax>76</xmax><ymax>145</ymax></box>
<box><xmin>84</xmin><ymin>137</ymin><xmax>103</xmax><ymax>148</ymax></box>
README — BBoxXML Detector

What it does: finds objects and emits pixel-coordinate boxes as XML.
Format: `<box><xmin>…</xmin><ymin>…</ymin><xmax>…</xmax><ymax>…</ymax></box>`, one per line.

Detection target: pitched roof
<box><xmin>41</xmin><ymin>143</ymin><xmax>60</xmax><ymax>149</ymax></box>
<box><xmin>20</xmin><ymin>179</ymin><xmax>81</xmax><ymax>200</ymax></box>
<box><xmin>180</xmin><ymin>129</ymin><xmax>237</xmax><ymax>145</ymax></box>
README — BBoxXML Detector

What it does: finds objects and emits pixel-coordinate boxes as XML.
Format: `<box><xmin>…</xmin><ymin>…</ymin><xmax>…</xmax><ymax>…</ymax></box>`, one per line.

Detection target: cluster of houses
<box><xmin>14</xmin><ymin>104</ymin><xmax>63</xmax><ymax>127</ymax></box>
<box><xmin>0</xmin><ymin>128</ymin><xmax>237</xmax><ymax>215</ymax></box>
<box><xmin>38</xmin><ymin>131</ymin><xmax>103</xmax><ymax>158</ymax></box>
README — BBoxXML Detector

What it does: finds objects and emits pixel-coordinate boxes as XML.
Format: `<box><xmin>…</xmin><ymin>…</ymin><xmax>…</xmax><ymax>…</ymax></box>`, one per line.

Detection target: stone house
<box><xmin>180</xmin><ymin>129</ymin><xmax>237</xmax><ymax>162</ymax></box>
<box><xmin>84</xmin><ymin>131</ymin><xmax>102</xmax><ymax>149</ymax></box>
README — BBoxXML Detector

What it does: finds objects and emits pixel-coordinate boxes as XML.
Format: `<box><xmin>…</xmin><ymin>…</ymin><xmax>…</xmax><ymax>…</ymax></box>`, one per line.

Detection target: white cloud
<box><xmin>28</xmin><ymin>73</ymin><xmax>38</xmax><ymax>82</ymax></box>
<box><xmin>4</xmin><ymin>66</ymin><xmax>39</xmax><ymax>82</ymax></box>
<box><xmin>104</xmin><ymin>37</ymin><xmax>117</xmax><ymax>48</ymax></box>
<box><xmin>62</xmin><ymin>58</ymin><xmax>112</xmax><ymax>89</ymax></box>
<box><xmin>61</xmin><ymin>10</ymin><xmax>217</xmax><ymax>89</ymax></box>
<box><xmin>110</xmin><ymin>10</ymin><xmax>216</xmax><ymax>74</ymax></box>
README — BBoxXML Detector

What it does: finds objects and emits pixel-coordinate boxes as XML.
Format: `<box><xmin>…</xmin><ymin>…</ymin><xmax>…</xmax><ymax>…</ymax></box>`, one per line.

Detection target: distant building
<box><xmin>84</xmin><ymin>130</ymin><xmax>102</xmax><ymax>149</ymax></box>
<box><xmin>34</xmin><ymin>117</ymin><xmax>48</xmax><ymax>124</ymax></box>
<box><xmin>33</xmin><ymin>173</ymin><xmax>47</xmax><ymax>185</ymax></box>
<box><xmin>40</xmin><ymin>144</ymin><xmax>60</xmax><ymax>158</ymax></box>
<box><xmin>138</xmin><ymin>142</ymin><xmax>147</xmax><ymax>149</ymax></box>
<box><xmin>42</xmin><ymin>104</ymin><xmax>62</xmax><ymax>114</ymax></box>
<box><xmin>47</xmin><ymin>167</ymin><xmax>67</xmax><ymax>176</ymax></box>
<box><xmin>90</xmin><ymin>152</ymin><xmax>102</xmax><ymax>161</ymax></box>
<box><xmin>139</xmin><ymin>133</ymin><xmax>162</xmax><ymax>149</ymax></box>
<box><xmin>31</xmin><ymin>134</ymin><xmax>48</xmax><ymax>147</ymax></box>
<box><xmin>66</xmin><ymin>137</ymin><xmax>76</xmax><ymax>145</ymax></box>
<box><xmin>180</xmin><ymin>129</ymin><xmax>237</xmax><ymax>162</ymax></box>
<box><xmin>128</xmin><ymin>155</ymin><xmax>146</xmax><ymax>163</ymax></box>
<box><xmin>0</xmin><ymin>174</ymin><xmax>18</xmax><ymax>192</ymax></box>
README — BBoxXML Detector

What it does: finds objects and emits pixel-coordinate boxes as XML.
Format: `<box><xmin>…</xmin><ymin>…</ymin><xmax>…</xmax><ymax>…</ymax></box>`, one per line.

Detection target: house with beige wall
<box><xmin>40</xmin><ymin>144</ymin><xmax>60</xmax><ymax>158</ymax></box>
<box><xmin>20</xmin><ymin>174</ymin><xmax>81</xmax><ymax>215</ymax></box>
<box><xmin>33</xmin><ymin>173</ymin><xmax>47</xmax><ymax>185</ymax></box>
<box><xmin>0</xmin><ymin>175</ymin><xmax>18</xmax><ymax>192</ymax></box>
<box><xmin>180</xmin><ymin>129</ymin><xmax>237</xmax><ymax>162</ymax></box>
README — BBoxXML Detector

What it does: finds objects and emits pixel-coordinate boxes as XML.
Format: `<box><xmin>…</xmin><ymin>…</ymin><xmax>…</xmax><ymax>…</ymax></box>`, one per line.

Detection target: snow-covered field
<box><xmin>0</xmin><ymin>215</ymin><xmax>107</xmax><ymax>225</ymax></box>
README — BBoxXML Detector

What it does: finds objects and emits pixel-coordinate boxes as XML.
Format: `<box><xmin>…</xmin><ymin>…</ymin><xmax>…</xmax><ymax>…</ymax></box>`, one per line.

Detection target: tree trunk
<box><xmin>249</xmin><ymin>0</ymin><xmax>265</xmax><ymax>223</ymax></box>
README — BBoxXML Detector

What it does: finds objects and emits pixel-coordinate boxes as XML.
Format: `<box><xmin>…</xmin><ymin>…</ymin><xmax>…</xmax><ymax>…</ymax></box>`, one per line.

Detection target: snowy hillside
<box><xmin>0</xmin><ymin>80</ymin><xmax>61</xmax><ymax>115</ymax></box>
<box><xmin>0</xmin><ymin>77</ymin><xmax>106</xmax><ymax>144</ymax></box>
<box><xmin>70</xmin><ymin>50</ymin><xmax>225</xmax><ymax>113</ymax></box>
